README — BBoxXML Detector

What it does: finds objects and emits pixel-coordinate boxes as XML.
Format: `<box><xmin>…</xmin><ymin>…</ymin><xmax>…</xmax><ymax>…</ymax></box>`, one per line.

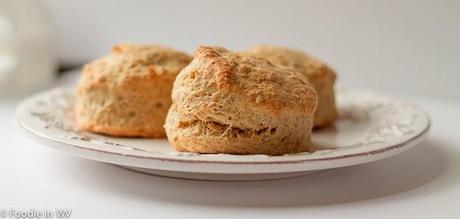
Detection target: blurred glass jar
<box><xmin>0</xmin><ymin>0</ymin><xmax>56</xmax><ymax>97</ymax></box>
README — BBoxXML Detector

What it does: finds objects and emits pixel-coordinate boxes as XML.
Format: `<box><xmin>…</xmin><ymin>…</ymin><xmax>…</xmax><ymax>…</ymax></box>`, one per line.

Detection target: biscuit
<box><xmin>244</xmin><ymin>45</ymin><xmax>337</xmax><ymax>128</ymax></box>
<box><xmin>164</xmin><ymin>46</ymin><xmax>317</xmax><ymax>155</ymax></box>
<box><xmin>75</xmin><ymin>44</ymin><xmax>192</xmax><ymax>137</ymax></box>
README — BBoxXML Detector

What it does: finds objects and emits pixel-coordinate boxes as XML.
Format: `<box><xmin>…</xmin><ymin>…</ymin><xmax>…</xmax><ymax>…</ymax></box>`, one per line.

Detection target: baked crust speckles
<box><xmin>75</xmin><ymin>44</ymin><xmax>192</xmax><ymax>137</ymax></box>
<box><xmin>165</xmin><ymin>46</ymin><xmax>318</xmax><ymax>155</ymax></box>
<box><xmin>244</xmin><ymin>45</ymin><xmax>337</xmax><ymax>128</ymax></box>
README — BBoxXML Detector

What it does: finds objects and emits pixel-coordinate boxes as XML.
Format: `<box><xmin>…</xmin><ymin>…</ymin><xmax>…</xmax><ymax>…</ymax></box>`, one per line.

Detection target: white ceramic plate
<box><xmin>16</xmin><ymin>88</ymin><xmax>430</xmax><ymax>181</ymax></box>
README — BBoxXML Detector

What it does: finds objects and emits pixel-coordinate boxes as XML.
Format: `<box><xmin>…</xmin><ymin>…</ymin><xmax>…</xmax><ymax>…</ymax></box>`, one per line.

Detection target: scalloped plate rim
<box><xmin>15</xmin><ymin>88</ymin><xmax>431</xmax><ymax>175</ymax></box>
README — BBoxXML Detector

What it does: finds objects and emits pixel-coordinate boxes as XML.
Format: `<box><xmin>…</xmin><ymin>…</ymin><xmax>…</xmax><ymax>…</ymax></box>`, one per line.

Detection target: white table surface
<box><xmin>1</xmin><ymin>72</ymin><xmax>460</xmax><ymax>219</ymax></box>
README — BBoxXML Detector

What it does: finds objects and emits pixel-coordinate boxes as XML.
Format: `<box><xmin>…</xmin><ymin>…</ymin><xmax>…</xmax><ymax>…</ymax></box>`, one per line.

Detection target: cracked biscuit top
<box><xmin>171</xmin><ymin>46</ymin><xmax>318</xmax><ymax>131</ymax></box>
<box><xmin>79</xmin><ymin>44</ymin><xmax>192</xmax><ymax>88</ymax></box>
<box><xmin>244</xmin><ymin>45</ymin><xmax>336</xmax><ymax>81</ymax></box>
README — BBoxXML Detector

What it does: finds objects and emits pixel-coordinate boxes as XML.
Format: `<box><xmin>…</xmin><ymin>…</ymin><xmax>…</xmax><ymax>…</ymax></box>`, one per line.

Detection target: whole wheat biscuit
<box><xmin>164</xmin><ymin>46</ymin><xmax>317</xmax><ymax>155</ymax></box>
<box><xmin>244</xmin><ymin>45</ymin><xmax>337</xmax><ymax>128</ymax></box>
<box><xmin>75</xmin><ymin>44</ymin><xmax>192</xmax><ymax>137</ymax></box>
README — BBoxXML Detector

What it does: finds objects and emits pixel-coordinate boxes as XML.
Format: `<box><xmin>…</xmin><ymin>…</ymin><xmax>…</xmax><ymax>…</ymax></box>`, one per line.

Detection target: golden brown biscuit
<box><xmin>75</xmin><ymin>44</ymin><xmax>192</xmax><ymax>137</ymax></box>
<box><xmin>244</xmin><ymin>45</ymin><xmax>337</xmax><ymax>128</ymax></box>
<box><xmin>164</xmin><ymin>46</ymin><xmax>317</xmax><ymax>155</ymax></box>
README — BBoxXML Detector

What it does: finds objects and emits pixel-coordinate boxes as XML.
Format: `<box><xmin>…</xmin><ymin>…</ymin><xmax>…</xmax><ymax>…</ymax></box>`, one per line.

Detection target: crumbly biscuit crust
<box><xmin>165</xmin><ymin>46</ymin><xmax>317</xmax><ymax>155</ymax></box>
<box><xmin>244</xmin><ymin>45</ymin><xmax>337</xmax><ymax>127</ymax></box>
<box><xmin>75</xmin><ymin>44</ymin><xmax>192</xmax><ymax>137</ymax></box>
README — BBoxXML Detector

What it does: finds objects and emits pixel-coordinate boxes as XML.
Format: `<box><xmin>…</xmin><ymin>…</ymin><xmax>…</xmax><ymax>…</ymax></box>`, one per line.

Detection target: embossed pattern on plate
<box><xmin>16</xmin><ymin>88</ymin><xmax>430</xmax><ymax>177</ymax></box>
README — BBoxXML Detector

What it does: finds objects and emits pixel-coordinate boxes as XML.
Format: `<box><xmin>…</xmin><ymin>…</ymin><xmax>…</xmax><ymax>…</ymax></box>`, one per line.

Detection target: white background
<box><xmin>43</xmin><ymin>0</ymin><xmax>460</xmax><ymax>99</ymax></box>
